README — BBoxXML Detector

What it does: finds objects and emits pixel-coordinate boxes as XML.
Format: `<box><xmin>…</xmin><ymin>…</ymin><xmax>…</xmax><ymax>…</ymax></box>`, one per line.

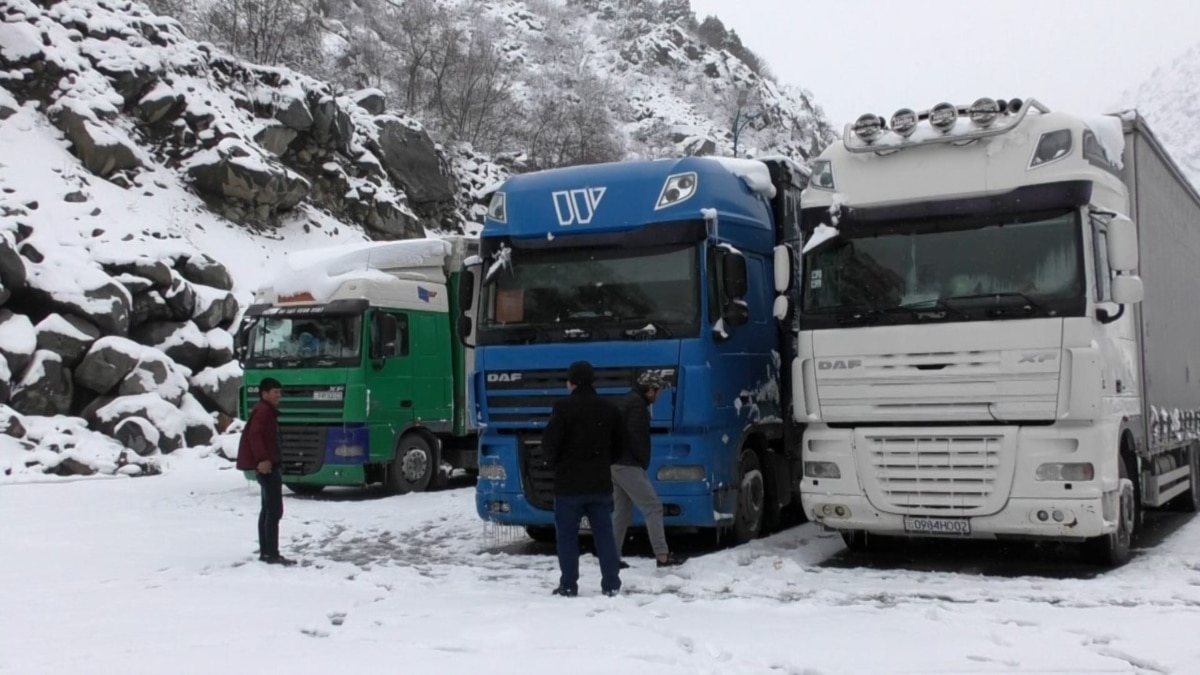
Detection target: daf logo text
<box><xmin>818</xmin><ymin>360</ymin><xmax>863</xmax><ymax>370</ymax></box>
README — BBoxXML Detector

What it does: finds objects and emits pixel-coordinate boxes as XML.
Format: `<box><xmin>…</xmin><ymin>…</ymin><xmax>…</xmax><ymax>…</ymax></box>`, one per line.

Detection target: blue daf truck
<box><xmin>456</xmin><ymin>157</ymin><xmax>806</xmax><ymax>543</ymax></box>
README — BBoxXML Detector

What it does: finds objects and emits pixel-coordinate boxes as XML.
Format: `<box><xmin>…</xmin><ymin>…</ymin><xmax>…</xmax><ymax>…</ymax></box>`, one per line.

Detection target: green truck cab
<box><xmin>235</xmin><ymin>236</ymin><xmax>478</xmax><ymax>494</ymax></box>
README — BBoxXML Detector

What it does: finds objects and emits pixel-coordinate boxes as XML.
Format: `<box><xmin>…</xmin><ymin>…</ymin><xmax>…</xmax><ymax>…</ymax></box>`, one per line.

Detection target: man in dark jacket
<box><xmin>613</xmin><ymin>371</ymin><xmax>684</xmax><ymax>568</ymax></box>
<box><xmin>541</xmin><ymin>360</ymin><xmax>626</xmax><ymax>597</ymax></box>
<box><xmin>236</xmin><ymin>377</ymin><xmax>295</xmax><ymax>566</ymax></box>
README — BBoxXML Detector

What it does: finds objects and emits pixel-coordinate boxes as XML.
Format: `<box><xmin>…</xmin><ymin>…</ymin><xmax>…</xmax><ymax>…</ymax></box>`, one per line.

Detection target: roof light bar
<box><xmin>841</xmin><ymin>97</ymin><xmax>1050</xmax><ymax>153</ymax></box>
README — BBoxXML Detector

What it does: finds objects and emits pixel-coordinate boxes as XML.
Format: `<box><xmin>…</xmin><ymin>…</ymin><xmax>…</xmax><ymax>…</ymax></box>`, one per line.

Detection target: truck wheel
<box><xmin>1084</xmin><ymin>459</ymin><xmax>1135</xmax><ymax>567</ymax></box>
<box><xmin>285</xmin><ymin>483</ymin><xmax>325</xmax><ymax>496</ymax></box>
<box><xmin>387</xmin><ymin>433</ymin><xmax>435</xmax><ymax>494</ymax></box>
<box><xmin>525</xmin><ymin>526</ymin><xmax>556</xmax><ymax>543</ymax></box>
<box><xmin>732</xmin><ymin>449</ymin><xmax>765</xmax><ymax>544</ymax></box>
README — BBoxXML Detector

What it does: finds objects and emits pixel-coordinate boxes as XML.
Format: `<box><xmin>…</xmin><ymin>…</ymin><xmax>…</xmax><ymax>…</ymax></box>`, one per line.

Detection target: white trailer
<box><xmin>795</xmin><ymin>98</ymin><xmax>1200</xmax><ymax>566</ymax></box>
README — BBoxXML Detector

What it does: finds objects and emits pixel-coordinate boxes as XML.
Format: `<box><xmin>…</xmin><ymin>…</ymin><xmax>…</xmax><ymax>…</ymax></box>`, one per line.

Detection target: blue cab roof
<box><xmin>482</xmin><ymin>157</ymin><xmax>777</xmax><ymax>249</ymax></box>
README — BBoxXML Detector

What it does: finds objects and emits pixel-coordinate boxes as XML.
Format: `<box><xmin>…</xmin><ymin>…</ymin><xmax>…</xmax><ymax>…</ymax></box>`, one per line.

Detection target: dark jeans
<box><xmin>554</xmin><ymin>493</ymin><xmax>621</xmax><ymax>594</ymax></box>
<box><xmin>256</xmin><ymin>469</ymin><xmax>283</xmax><ymax>557</ymax></box>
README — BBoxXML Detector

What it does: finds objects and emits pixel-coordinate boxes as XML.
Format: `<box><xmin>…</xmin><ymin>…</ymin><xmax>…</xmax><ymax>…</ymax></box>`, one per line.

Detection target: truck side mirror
<box><xmin>773</xmin><ymin>245</ymin><xmax>791</xmax><ymax>293</ymax></box>
<box><xmin>456</xmin><ymin>315</ymin><xmax>473</xmax><ymax>345</ymax></box>
<box><xmin>234</xmin><ymin>319</ymin><xmax>250</xmax><ymax>361</ymax></box>
<box><xmin>723</xmin><ymin>251</ymin><xmax>747</xmax><ymax>299</ymax></box>
<box><xmin>373</xmin><ymin>313</ymin><xmax>398</xmax><ymax>361</ymax></box>
<box><xmin>458</xmin><ymin>268</ymin><xmax>476</xmax><ymax>312</ymax></box>
<box><xmin>1111</xmin><ymin>275</ymin><xmax>1143</xmax><ymax>305</ymax></box>
<box><xmin>1106</xmin><ymin>215</ymin><xmax>1138</xmax><ymax>272</ymax></box>
<box><xmin>723</xmin><ymin>300</ymin><xmax>749</xmax><ymax>328</ymax></box>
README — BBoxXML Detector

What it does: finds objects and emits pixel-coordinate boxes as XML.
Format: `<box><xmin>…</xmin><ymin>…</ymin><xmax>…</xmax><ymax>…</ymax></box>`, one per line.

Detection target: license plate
<box><xmin>904</xmin><ymin>516</ymin><xmax>971</xmax><ymax>535</ymax></box>
<box><xmin>312</xmin><ymin>391</ymin><xmax>341</xmax><ymax>401</ymax></box>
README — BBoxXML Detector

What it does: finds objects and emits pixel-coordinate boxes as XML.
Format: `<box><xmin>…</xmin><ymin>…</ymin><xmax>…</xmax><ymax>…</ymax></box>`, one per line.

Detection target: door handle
<box><xmin>400</xmin><ymin>400</ymin><xmax>413</xmax><ymax>408</ymax></box>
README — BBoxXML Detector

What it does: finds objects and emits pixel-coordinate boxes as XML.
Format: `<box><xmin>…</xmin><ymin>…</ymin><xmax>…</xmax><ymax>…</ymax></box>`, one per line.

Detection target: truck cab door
<box><xmin>367</xmin><ymin>311</ymin><xmax>415</xmax><ymax>440</ymax></box>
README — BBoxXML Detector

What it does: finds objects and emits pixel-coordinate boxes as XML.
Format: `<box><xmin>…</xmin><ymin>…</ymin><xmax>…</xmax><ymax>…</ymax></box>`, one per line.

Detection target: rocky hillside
<box><xmin>0</xmin><ymin>0</ymin><xmax>834</xmax><ymax>481</ymax></box>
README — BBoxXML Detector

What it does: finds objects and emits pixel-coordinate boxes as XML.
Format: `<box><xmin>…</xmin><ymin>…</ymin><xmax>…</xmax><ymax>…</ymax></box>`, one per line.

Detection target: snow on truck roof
<box><xmin>263</xmin><ymin>237</ymin><xmax>468</xmax><ymax>304</ymax></box>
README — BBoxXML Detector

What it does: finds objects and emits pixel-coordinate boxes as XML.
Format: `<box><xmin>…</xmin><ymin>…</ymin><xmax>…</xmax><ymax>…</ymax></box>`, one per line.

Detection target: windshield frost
<box><xmin>245</xmin><ymin>316</ymin><xmax>363</xmax><ymax>366</ymax></box>
<box><xmin>479</xmin><ymin>244</ymin><xmax>700</xmax><ymax>342</ymax></box>
<box><xmin>802</xmin><ymin>211</ymin><xmax>1083</xmax><ymax>323</ymax></box>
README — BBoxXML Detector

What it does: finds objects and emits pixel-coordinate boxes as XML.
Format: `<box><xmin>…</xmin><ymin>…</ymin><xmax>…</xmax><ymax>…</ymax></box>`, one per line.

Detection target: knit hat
<box><xmin>567</xmin><ymin>360</ymin><xmax>595</xmax><ymax>386</ymax></box>
<box><xmin>636</xmin><ymin>370</ymin><xmax>668</xmax><ymax>390</ymax></box>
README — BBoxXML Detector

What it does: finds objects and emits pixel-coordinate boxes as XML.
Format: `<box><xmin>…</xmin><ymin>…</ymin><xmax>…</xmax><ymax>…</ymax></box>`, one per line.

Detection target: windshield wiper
<box><xmin>816</xmin><ymin>303</ymin><xmax>894</xmax><ymax>326</ymax></box>
<box><xmin>940</xmin><ymin>292</ymin><xmax>1049</xmax><ymax>317</ymax></box>
<box><xmin>495</xmin><ymin>326</ymin><xmax>553</xmax><ymax>344</ymax></box>
<box><xmin>620</xmin><ymin>318</ymin><xmax>673</xmax><ymax>339</ymax></box>
<box><xmin>886</xmin><ymin>299</ymin><xmax>969</xmax><ymax>320</ymax></box>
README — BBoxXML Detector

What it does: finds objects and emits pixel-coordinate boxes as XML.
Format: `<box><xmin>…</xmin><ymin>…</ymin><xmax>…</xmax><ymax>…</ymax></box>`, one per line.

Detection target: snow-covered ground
<box><xmin>3</xmin><ymin>456</ymin><xmax>1200</xmax><ymax>674</ymax></box>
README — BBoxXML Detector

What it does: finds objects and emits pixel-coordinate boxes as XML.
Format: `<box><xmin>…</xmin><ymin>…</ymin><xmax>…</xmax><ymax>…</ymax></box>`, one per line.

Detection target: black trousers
<box><xmin>256</xmin><ymin>469</ymin><xmax>284</xmax><ymax>557</ymax></box>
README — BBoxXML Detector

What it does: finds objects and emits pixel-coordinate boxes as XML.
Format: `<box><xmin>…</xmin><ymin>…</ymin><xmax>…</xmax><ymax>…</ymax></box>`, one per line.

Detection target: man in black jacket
<box><xmin>613</xmin><ymin>371</ymin><xmax>684</xmax><ymax>568</ymax></box>
<box><xmin>542</xmin><ymin>360</ymin><xmax>626</xmax><ymax>597</ymax></box>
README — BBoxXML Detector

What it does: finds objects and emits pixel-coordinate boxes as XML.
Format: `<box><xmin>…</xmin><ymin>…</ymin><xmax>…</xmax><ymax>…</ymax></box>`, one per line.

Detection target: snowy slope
<box><xmin>1117</xmin><ymin>41</ymin><xmax>1200</xmax><ymax>188</ymax></box>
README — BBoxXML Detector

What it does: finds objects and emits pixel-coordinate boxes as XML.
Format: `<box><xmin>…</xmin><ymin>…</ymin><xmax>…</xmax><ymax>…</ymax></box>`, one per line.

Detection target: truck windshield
<box><xmin>801</xmin><ymin>210</ymin><xmax>1084</xmax><ymax>327</ymax></box>
<box><xmin>244</xmin><ymin>315</ymin><xmax>363</xmax><ymax>367</ymax></box>
<box><xmin>478</xmin><ymin>243</ymin><xmax>700</xmax><ymax>344</ymax></box>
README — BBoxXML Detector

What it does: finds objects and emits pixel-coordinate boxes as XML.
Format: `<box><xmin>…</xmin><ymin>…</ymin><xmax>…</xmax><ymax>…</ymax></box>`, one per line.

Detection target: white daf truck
<box><xmin>796</xmin><ymin>98</ymin><xmax>1200</xmax><ymax>566</ymax></box>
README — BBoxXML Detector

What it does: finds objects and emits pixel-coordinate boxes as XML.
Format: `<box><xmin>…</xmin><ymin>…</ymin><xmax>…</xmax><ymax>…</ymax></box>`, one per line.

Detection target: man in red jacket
<box><xmin>236</xmin><ymin>377</ymin><xmax>295</xmax><ymax>566</ymax></box>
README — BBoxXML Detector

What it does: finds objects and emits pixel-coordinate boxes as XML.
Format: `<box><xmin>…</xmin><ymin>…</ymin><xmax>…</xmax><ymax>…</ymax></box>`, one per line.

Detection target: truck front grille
<box><xmin>864</xmin><ymin>434</ymin><xmax>1003</xmax><ymax>514</ymax></box>
<box><xmin>280</xmin><ymin>426</ymin><xmax>326</xmax><ymax>476</ymax></box>
<box><xmin>518</xmin><ymin>435</ymin><xmax>555</xmax><ymax>511</ymax></box>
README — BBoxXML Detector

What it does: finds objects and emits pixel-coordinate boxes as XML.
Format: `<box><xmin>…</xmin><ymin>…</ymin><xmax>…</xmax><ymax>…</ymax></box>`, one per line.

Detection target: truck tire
<box><xmin>387</xmin><ymin>433</ymin><xmax>435</xmax><ymax>494</ymax></box>
<box><xmin>732</xmin><ymin>449</ymin><xmax>765</xmax><ymax>544</ymax></box>
<box><xmin>1084</xmin><ymin>458</ymin><xmax>1135</xmax><ymax>567</ymax></box>
<box><xmin>525</xmin><ymin>526</ymin><xmax>556</xmax><ymax>543</ymax></box>
<box><xmin>285</xmin><ymin>483</ymin><xmax>325</xmax><ymax>496</ymax></box>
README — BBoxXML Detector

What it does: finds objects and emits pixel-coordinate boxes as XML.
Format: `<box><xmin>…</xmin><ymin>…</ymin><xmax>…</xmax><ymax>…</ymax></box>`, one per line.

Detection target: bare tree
<box><xmin>201</xmin><ymin>0</ymin><xmax>324</xmax><ymax>71</ymax></box>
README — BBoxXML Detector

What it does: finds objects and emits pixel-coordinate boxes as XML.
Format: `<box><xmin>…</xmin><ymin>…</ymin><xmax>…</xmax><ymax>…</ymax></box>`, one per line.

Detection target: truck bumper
<box><xmin>281</xmin><ymin>464</ymin><xmax>367</xmax><ymax>486</ymax></box>
<box><xmin>476</xmin><ymin>485</ymin><xmax>726</xmax><ymax>529</ymax></box>
<box><xmin>802</xmin><ymin>493</ymin><xmax>1110</xmax><ymax>540</ymax></box>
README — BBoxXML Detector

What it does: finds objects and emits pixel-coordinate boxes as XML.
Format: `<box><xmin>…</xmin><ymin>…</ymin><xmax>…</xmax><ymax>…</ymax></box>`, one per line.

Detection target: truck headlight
<box><xmin>804</xmin><ymin>461</ymin><xmax>841</xmax><ymax>479</ymax></box>
<box><xmin>1035</xmin><ymin>462</ymin><xmax>1094</xmax><ymax>481</ymax></box>
<box><xmin>479</xmin><ymin>464</ymin><xmax>506</xmax><ymax>480</ymax></box>
<box><xmin>657</xmin><ymin>465</ymin><xmax>706</xmax><ymax>481</ymax></box>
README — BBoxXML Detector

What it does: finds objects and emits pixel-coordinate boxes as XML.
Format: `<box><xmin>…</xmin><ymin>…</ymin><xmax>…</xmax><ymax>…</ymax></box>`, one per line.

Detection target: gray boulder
<box><xmin>192</xmin><ymin>289</ymin><xmax>235</xmax><ymax>331</ymax></box>
<box><xmin>52</xmin><ymin>107</ymin><xmax>143</xmax><ymax>179</ymax></box>
<box><xmin>117</xmin><ymin>350</ymin><xmax>188</xmax><ymax>406</ymax></box>
<box><xmin>253</xmin><ymin>123</ymin><xmax>298</xmax><ymax>157</ymax></box>
<box><xmin>35</xmin><ymin>313</ymin><xmax>102</xmax><ymax>367</ymax></box>
<box><xmin>179</xmin><ymin>254</ymin><xmax>233</xmax><ymax>291</ymax></box>
<box><xmin>53</xmin><ymin>456</ymin><xmax>97</xmax><ymax>477</ymax></box>
<box><xmin>163</xmin><ymin>272</ymin><xmax>197</xmax><ymax>321</ymax></box>
<box><xmin>113</xmin><ymin>273</ymin><xmax>155</xmax><ymax>296</ymax></box>
<box><xmin>0</xmin><ymin>310</ymin><xmax>37</xmax><ymax>379</ymax></box>
<box><xmin>0</xmin><ymin>235</ymin><xmax>27</xmax><ymax>290</ymax></box>
<box><xmin>130</xmin><ymin>290</ymin><xmax>172</xmax><ymax>327</ymax></box>
<box><xmin>75</xmin><ymin>337</ymin><xmax>141</xmax><ymax>394</ymax></box>
<box><xmin>187</xmin><ymin>146</ymin><xmax>309</xmax><ymax>213</ymax></box>
<box><xmin>113</xmin><ymin>417</ymin><xmax>158</xmax><ymax>456</ymax></box>
<box><xmin>205</xmin><ymin>328</ymin><xmax>235</xmax><ymax>367</ymax></box>
<box><xmin>130</xmin><ymin>320</ymin><xmax>208</xmax><ymax>372</ymax></box>
<box><xmin>136</xmin><ymin>82</ymin><xmax>184</xmax><ymax>125</ymax></box>
<box><xmin>373</xmin><ymin>117</ymin><xmax>454</xmax><ymax>205</ymax></box>
<box><xmin>11</xmin><ymin>350</ymin><xmax>73</xmax><ymax>416</ymax></box>
<box><xmin>190</xmin><ymin>362</ymin><xmax>242</xmax><ymax>417</ymax></box>
<box><xmin>275</xmin><ymin>94</ymin><xmax>314</xmax><ymax>131</ymax></box>
<box><xmin>95</xmin><ymin>396</ymin><xmax>185</xmax><ymax>454</ymax></box>
<box><xmin>312</xmin><ymin>97</ymin><xmax>353</xmax><ymax>152</ymax></box>
<box><xmin>181</xmin><ymin>393</ymin><xmax>216</xmax><ymax>447</ymax></box>
<box><xmin>352</xmin><ymin>88</ymin><xmax>386</xmax><ymax>115</ymax></box>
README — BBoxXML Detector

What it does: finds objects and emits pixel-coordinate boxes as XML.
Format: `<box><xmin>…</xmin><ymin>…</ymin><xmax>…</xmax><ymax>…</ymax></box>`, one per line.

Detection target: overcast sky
<box><xmin>688</xmin><ymin>0</ymin><xmax>1200</xmax><ymax>130</ymax></box>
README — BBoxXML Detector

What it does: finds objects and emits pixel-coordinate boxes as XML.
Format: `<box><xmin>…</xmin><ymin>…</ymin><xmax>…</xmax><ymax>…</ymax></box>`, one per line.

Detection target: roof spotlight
<box><xmin>968</xmin><ymin>97</ymin><xmax>1001</xmax><ymax>127</ymax></box>
<box><xmin>853</xmin><ymin>113</ymin><xmax>885</xmax><ymax>143</ymax></box>
<box><xmin>929</xmin><ymin>102</ymin><xmax>958</xmax><ymax>133</ymax></box>
<box><xmin>890</xmin><ymin>108</ymin><xmax>918</xmax><ymax>138</ymax></box>
<box><xmin>996</xmin><ymin>98</ymin><xmax>1009</xmax><ymax>113</ymax></box>
<box><xmin>1009</xmin><ymin>98</ymin><xmax>1024</xmax><ymax>113</ymax></box>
